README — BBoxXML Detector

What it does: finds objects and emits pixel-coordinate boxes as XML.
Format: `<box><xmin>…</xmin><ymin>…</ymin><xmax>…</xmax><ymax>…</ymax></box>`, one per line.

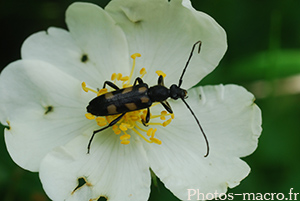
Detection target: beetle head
<box><xmin>170</xmin><ymin>84</ymin><xmax>187</xmax><ymax>100</ymax></box>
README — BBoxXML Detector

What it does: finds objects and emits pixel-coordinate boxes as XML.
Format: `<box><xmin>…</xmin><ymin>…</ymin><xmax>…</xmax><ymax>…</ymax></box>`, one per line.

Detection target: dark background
<box><xmin>1</xmin><ymin>0</ymin><xmax>300</xmax><ymax>200</ymax></box>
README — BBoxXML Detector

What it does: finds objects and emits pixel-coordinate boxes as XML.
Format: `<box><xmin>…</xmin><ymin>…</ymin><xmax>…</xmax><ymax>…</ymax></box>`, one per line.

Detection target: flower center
<box><xmin>82</xmin><ymin>53</ymin><xmax>174</xmax><ymax>145</ymax></box>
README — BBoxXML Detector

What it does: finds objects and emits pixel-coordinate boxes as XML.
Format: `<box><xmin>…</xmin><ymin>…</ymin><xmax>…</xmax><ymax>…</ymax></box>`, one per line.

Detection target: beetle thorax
<box><xmin>148</xmin><ymin>85</ymin><xmax>170</xmax><ymax>102</ymax></box>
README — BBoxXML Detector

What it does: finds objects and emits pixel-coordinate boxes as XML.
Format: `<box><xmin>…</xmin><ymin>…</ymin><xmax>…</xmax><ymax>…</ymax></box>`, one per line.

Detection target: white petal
<box><xmin>0</xmin><ymin>60</ymin><xmax>92</xmax><ymax>171</ymax></box>
<box><xmin>66</xmin><ymin>2</ymin><xmax>130</xmax><ymax>86</ymax></box>
<box><xmin>144</xmin><ymin>84</ymin><xmax>261</xmax><ymax>200</ymax></box>
<box><xmin>21</xmin><ymin>27</ymin><xmax>103</xmax><ymax>88</ymax></box>
<box><xmin>21</xmin><ymin>2</ymin><xmax>130</xmax><ymax>88</ymax></box>
<box><xmin>40</xmin><ymin>134</ymin><xmax>151</xmax><ymax>201</ymax></box>
<box><xmin>105</xmin><ymin>0</ymin><xmax>227</xmax><ymax>88</ymax></box>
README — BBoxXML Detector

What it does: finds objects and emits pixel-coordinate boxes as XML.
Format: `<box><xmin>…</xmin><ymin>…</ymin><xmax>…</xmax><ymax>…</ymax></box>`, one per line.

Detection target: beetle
<box><xmin>86</xmin><ymin>41</ymin><xmax>209</xmax><ymax>157</ymax></box>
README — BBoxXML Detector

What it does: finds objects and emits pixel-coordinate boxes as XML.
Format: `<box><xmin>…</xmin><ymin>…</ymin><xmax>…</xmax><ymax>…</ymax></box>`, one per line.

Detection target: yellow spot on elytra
<box><xmin>122</xmin><ymin>87</ymin><xmax>133</xmax><ymax>94</ymax></box>
<box><xmin>140</xmin><ymin>96</ymin><xmax>150</xmax><ymax>103</ymax></box>
<box><xmin>125</xmin><ymin>103</ymin><xmax>137</xmax><ymax>110</ymax></box>
<box><xmin>105</xmin><ymin>92</ymin><xmax>114</xmax><ymax>99</ymax></box>
<box><xmin>138</xmin><ymin>87</ymin><xmax>147</xmax><ymax>93</ymax></box>
<box><xmin>107</xmin><ymin>104</ymin><xmax>117</xmax><ymax>114</ymax></box>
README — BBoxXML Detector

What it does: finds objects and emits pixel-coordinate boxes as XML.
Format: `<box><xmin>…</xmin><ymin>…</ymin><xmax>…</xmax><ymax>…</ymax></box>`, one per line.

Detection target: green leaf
<box><xmin>230</xmin><ymin>49</ymin><xmax>300</xmax><ymax>81</ymax></box>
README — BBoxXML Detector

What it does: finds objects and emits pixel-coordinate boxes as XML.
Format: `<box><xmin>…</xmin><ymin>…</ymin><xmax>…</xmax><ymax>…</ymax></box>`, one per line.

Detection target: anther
<box><xmin>131</xmin><ymin>53</ymin><xmax>141</xmax><ymax>59</ymax></box>
<box><xmin>97</xmin><ymin>88</ymin><xmax>108</xmax><ymax>96</ymax></box>
<box><xmin>150</xmin><ymin>138</ymin><xmax>162</xmax><ymax>145</ymax></box>
<box><xmin>120</xmin><ymin>133</ymin><xmax>131</xmax><ymax>140</ymax></box>
<box><xmin>85</xmin><ymin>113</ymin><xmax>95</xmax><ymax>120</ymax></box>
<box><xmin>82</xmin><ymin>82</ymin><xmax>88</xmax><ymax>92</ymax></box>
<box><xmin>119</xmin><ymin>123</ymin><xmax>130</xmax><ymax>131</ymax></box>
<box><xmin>160</xmin><ymin>111</ymin><xmax>168</xmax><ymax>120</ymax></box>
<box><xmin>162</xmin><ymin>119</ymin><xmax>172</xmax><ymax>127</ymax></box>
<box><xmin>112</xmin><ymin>125</ymin><xmax>121</xmax><ymax>135</ymax></box>
<box><xmin>156</xmin><ymin>70</ymin><xmax>166</xmax><ymax>78</ymax></box>
<box><xmin>146</xmin><ymin>128</ymin><xmax>153</xmax><ymax>136</ymax></box>
<box><xmin>120</xmin><ymin>76</ymin><xmax>129</xmax><ymax>81</ymax></box>
<box><xmin>117</xmin><ymin>73</ymin><xmax>122</xmax><ymax>80</ymax></box>
<box><xmin>111</xmin><ymin>73</ymin><xmax>117</xmax><ymax>81</ymax></box>
<box><xmin>140</xmin><ymin>68</ymin><xmax>147</xmax><ymax>78</ymax></box>
<box><xmin>96</xmin><ymin>117</ymin><xmax>107</xmax><ymax>126</ymax></box>
<box><xmin>121</xmin><ymin>140</ymin><xmax>130</xmax><ymax>145</ymax></box>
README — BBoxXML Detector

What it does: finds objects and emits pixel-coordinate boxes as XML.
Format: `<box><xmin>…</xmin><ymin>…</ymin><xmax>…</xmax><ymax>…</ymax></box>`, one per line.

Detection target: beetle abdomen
<box><xmin>87</xmin><ymin>84</ymin><xmax>152</xmax><ymax>116</ymax></box>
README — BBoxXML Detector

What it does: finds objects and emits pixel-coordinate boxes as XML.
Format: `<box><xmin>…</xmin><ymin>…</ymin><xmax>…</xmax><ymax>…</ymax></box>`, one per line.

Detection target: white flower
<box><xmin>0</xmin><ymin>0</ymin><xmax>262</xmax><ymax>201</ymax></box>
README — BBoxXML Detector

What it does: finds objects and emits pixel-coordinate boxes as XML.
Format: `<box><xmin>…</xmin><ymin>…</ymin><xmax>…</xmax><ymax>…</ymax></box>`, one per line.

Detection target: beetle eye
<box><xmin>182</xmin><ymin>90</ymin><xmax>188</xmax><ymax>98</ymax></box>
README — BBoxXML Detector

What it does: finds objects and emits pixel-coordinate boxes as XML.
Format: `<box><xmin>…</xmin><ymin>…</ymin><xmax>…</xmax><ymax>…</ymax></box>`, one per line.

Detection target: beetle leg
<box><xmin>142</xmin><ymin>108</ymin><xmax>150</xmax><ymax>126</ymax></box>
<box><xmin>160</xmin><ymin>101</ymin><xmax>173</xmax><ymax>114</ymax></box>
<box><xmin>87</xmin><ymin>113</ymin><xmax>126</xmax><ymax>154</ymax></box>
<box><xmin>103</xmin><ymin>81</ymin><xmax>120</xmax><ymax>90</ymax></box>
<box><xmin>157</xmin><ymin>75</ymin><xmax>164</xmax><ymax>86</ymax></box>
<box><xmin>133</xmin><ymin>77</ymin><xmax>144</xmax><ymax>86</ymax></box>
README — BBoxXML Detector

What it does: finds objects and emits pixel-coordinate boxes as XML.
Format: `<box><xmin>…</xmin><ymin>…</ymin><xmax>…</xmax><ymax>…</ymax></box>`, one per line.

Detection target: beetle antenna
<box><xmin>178</xmin><ymin>41</ymin><xmax>202</xmax><ymax>88</ymax></box>
<box><xmin>181</xmin><ymin>97</ymin><xmax>209</xmax><ymax>157</ymax></box>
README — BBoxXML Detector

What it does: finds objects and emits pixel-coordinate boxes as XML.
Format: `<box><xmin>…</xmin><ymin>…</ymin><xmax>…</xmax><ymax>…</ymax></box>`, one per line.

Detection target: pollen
<box><xmin>82</xmin><ymin>53</ymin><xmax>175</xmax><ymax>146</ymax></box>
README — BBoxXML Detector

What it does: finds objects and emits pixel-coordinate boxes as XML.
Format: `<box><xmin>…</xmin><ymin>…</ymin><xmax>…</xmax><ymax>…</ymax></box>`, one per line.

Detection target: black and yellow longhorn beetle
<box><xmin>86</xmin><ymin>41</ymin><xmax>209</xmax><ymax>157</ymax></box>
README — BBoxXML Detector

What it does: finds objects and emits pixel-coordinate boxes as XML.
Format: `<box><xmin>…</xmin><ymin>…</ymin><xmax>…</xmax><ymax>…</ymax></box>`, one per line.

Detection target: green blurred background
<box><xmin>0</xmin><ymin>0</ymin><xmax>299</xmax><ymax>200</ymax></box>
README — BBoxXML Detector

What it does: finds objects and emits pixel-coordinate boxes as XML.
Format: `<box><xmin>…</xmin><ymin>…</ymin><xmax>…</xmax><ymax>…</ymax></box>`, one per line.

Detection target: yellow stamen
<box><xmin>127</xmin><ymin>53</ymin><xmax>141</xmax><ymax>85</ymax></box>
<box><xmin>131</xmin><ymin>127</ymin><xmax>153</xmax><ymax>143</ymax></box>
<box><xmin>82</xmin><ymin>82</ymin><xmax>98</xmax><ymax>94</ymax></box>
